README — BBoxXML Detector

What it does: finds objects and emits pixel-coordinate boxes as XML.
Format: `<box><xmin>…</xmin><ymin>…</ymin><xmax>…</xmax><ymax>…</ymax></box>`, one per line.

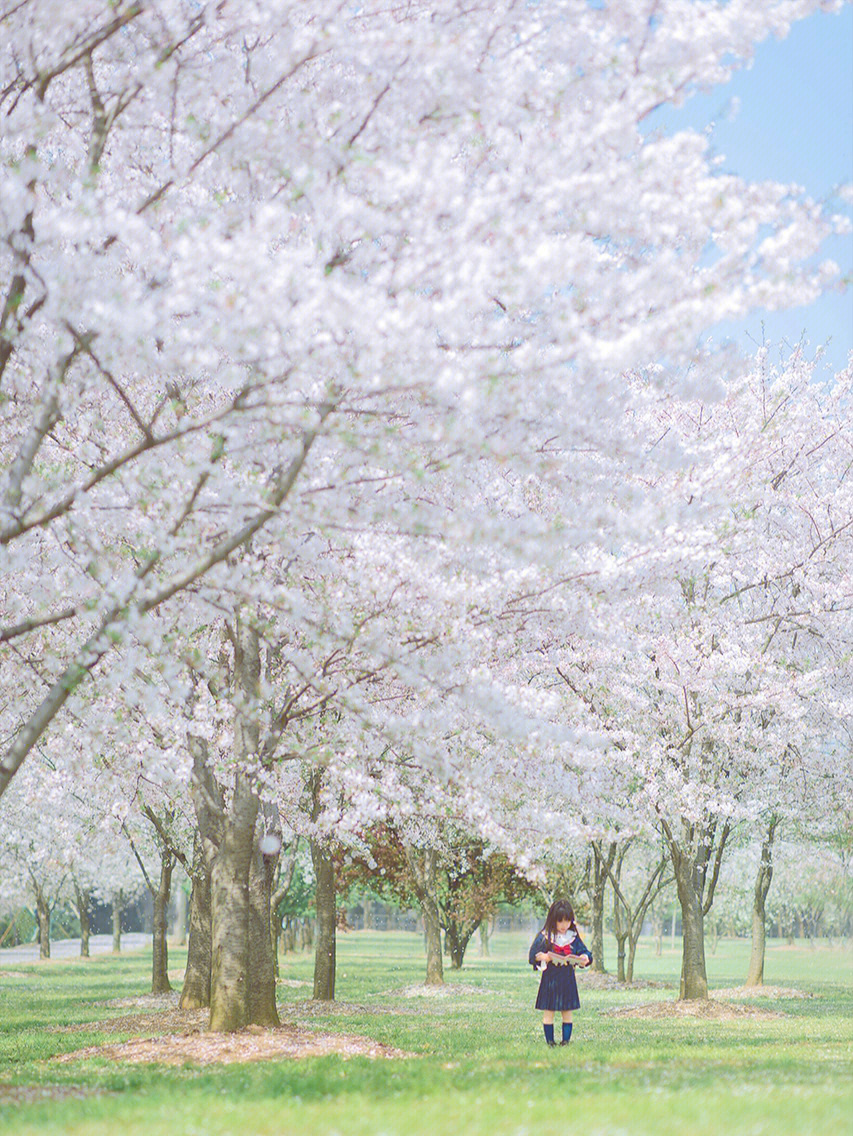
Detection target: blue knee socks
<box><xmin>562</xmin><ymin>1022</ymin><xmax>573</xmax><ymax>1044</ymax></box>
<box><xmin>543</xmin><ymin>1023</ymin><xmax>555</xmax><ymax>1045</ymax></box>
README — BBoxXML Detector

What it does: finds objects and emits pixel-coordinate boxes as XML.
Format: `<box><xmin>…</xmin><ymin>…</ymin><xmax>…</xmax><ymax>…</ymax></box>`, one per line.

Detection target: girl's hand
<box><xmin>535</xmin><ymin>952</ymin><xmax>549</xmax><ymax>963</ymax></box>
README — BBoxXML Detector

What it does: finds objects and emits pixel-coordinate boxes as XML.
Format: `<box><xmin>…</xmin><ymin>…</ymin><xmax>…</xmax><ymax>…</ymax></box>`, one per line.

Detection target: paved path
<box><xmin>0</xmin><ymin>932</ymin><xmax>149</xmax><ymax>964</ymax></box>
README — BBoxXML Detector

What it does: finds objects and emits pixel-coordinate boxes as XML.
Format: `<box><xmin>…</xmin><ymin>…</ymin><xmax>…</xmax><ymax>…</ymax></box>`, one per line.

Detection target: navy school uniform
<box><xmin>528</xmin><ymin>929</ymin><xmax>593</xmax><ymax>1011</ymax></box>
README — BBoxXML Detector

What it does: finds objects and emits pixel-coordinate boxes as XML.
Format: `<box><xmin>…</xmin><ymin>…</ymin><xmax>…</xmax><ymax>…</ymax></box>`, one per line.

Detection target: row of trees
<box><xmin>3</xmin><ymin>753</ymin><xmax>849</xmax><ymax>999</ymax></box>
<box><xmin>1</xmin><ymin>1</ymin><xmax>851</xmax><ymax>1028</ymax></box>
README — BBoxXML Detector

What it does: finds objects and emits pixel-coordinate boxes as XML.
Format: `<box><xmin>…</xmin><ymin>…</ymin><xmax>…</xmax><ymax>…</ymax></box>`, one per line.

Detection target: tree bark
<box><xmin>151</xmin><ymin>848</ymin><xmax>173</xmax><ymax>994</ymax></box>
<box><xmin>300</xmin><ymin>917</ymin><xmax>313</xmax><ymax>951</ymax></box>
<box><xmin>209</xmin><ymin>771</ymin><xmax>259</xmax><ymax>1031</ymax></box>
<box><xmin>247</xmin><ymin>824</ymin><xmax>280</xmax><ymax>1025</ymax></box>
<box><xmin>36</xmin><ymin>892</ymin><xmax>50</xmax><ymax>959</ymax></box>
<box><xmin>404</xmin><ymin>845</ymin><xmax>444</xmax><ymax>985</ymax></box>
<box><xmin>445</xmin><ymin>918</ymin><xmax>479</xmax><ymax>969</ymax></box>
<box><xmin>745</xmin><ymin>817</ymin><xmax>778</xmax><ymax>987</ymax></box>
<box><xmin>673</xmin><ymin>852</ymin><xmax>708</xmax><ymax>1000</ymax></box>
<box><xmin>311</xmin><ymin>839</ymin><xmax>337</xmax><ymax>1001</ymax></box>
<box><xmin>181</xmin><ymin>837</ymin><xmax>212</xmax><ymax>1009</ymax></box>
<box><xmin>422</xmin><ymin>892</ymin><xmax>444</xmax><ymax>985</ymax></box>
<box><xmin>206</xmin><ymin>616</ymin><xmax>272</xmax><ymax>1032</ymax></box>
<box><xmin>479</xmin><ymin>919</ymin><xmax>490</xmax><ymax>957</ymax></box>
<box><xmin>173</xmin><ymin>884</ymin><xmax>188</xmax><ymax>946</ymax></box>
<box><xmin>588</xmin><ymin>841</ymin><xmax>616</xmax><ymax>973</ymax></box>
<box><xmin>112</xmin><ymin>889</ymin><xmax>122</xmax><ymax>953</ymax></box>
<box><xmin>626</xmin><ymin>935</ymin><xmax>639</xmax><ymax>982</ymax></box>
<box><xmin>73</xmin><ymin>882</ymin><xmax>91</xmax><ymax>958</ymax></box>
<box><xmin>613</xmin><ymin>899</ymin><xmax>628</xmax><ymax>984</ymax></box>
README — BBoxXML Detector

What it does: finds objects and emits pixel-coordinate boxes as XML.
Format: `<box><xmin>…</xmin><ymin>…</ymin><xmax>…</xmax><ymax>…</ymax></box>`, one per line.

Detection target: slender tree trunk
<box><xmin>112</xmin><ymin>889</ymin><xmax>122</xmax><ymax>953</ymax></box>
<box><xmin>151</xmin><ymin>850</ymin><xmax>173</xmax><ymax>994</ymax></box>
<box><xmin>272</xmin><ymin>916</ymin><xmax>282</xmax><ymax>971</ymax></box>
<box><xmin>73</xmin><ymin>882</ymin><xmax>91</xmax><ymax>958</ymax></box>
<box><xmin>626</xmin><ymin>936</ymin><xmax>638</xmax><ymax>983</ymax></box>
<box><xmin>708</xmin><ymin>919</ymin><xmax>719</xmax><ymax>955</ymax></box>
<box><xmin>36</xmin><ymin>892</ymin><xmax>50</xmax><ymax>960</ymax></box>
<box><xmin>615</xmin><ymin>931</ymin><xmax>628</xmax><ymax>982</ymax></box>
<box><xmin>173</xmin><ymin>884</ymin><xmax>188</xmax><ymax>946</ymax></box>
<box><xmin>284</xmin><ymin>917</ymin><xmax>297</xmax><ymax>953</ymax></box>
<box><xmin>673</xmin><ymin>854</ymin><xmax>708</xmax><ymax>1001</ymax></box>
<box><xmin>364</xmin><ymin>896</ymin><xmax>374</xmax><ymax>931</ymax></box>
<box><xmin>181</xmin><ymin>844</ymin><xmax>212</xmax><ymax>1009</ymax></box>
<box><xmin>745</xmin><ymin>818</ymin><xmax>778</xmax><ymax>988</ymax></box>
<box><xmin>268</xmin><ymin>830</ymin><xmax>295</xmax><ymax>982</ymax></box>
<box><xmin>479</xmin><ymin>920</ymin><xmax>490</xmax><ymax>957</ymax></box>
<box><xmin>588</xmin><ymin>841</ymin><xmax>616</xmax><ymax>973</ymax></box>
<box><xmin>301</xmin><ymin>917</ymin><xmax>313</xmax><ymax>951</ymax></box>
<box><xmin>311</xmin><ymin>840</ymin><xmax>336</xmax><ymax>1001</ymax></box>
<box><xmin>405</xmin><ymin>846</ymin><xmax>444</xmax><ymax>985</ymax></box>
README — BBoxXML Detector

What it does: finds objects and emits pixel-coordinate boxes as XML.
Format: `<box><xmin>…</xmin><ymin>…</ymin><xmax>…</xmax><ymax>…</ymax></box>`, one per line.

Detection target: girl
<box><xmin>528</xmin><ymin>899</ymin><xmax>593</xmax><ymax>1046</ymax></box>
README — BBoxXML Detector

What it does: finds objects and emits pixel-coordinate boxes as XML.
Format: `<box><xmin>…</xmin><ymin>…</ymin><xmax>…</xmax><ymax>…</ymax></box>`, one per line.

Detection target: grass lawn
<box><xmin>1</xmin><ymin>931</ymin><xmax>850</xmax><ymax>1136</ymax></box>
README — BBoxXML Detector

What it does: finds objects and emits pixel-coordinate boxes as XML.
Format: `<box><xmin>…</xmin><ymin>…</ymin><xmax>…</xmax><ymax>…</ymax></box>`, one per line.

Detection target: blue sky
<box><xmin>647</xmin><ymin>4</ymin><xmax>852</xmax><ymax>376</ymax></box>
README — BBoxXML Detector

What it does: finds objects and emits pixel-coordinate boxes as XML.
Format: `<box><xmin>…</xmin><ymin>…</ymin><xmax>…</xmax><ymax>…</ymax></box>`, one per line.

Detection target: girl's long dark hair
<box><xmin>543</xmin><ymin>899</ymin><xmax>578</xmax><ymax>942</ymax></box>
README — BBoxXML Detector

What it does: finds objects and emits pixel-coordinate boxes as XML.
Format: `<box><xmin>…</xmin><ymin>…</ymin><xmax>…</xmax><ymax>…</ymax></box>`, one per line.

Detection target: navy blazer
<box><xmin>528</xmin><ymin>929</ymin><xmax>593</xmax><ymax>969</ymax></box>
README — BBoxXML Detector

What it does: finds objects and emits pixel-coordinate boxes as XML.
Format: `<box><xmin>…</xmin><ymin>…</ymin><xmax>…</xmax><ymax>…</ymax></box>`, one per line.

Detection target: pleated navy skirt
<box><xmin>535</xmin><ymin>963</ymin><xmax>581</xmax><ymax>1011</ymax></box>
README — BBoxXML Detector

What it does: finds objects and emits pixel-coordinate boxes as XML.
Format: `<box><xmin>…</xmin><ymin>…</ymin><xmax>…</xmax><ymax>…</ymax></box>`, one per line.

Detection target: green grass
<box><xmin>1</xmin><ymin>932</ymin><xmax>851</xmax><ymax>1136</ymax></box>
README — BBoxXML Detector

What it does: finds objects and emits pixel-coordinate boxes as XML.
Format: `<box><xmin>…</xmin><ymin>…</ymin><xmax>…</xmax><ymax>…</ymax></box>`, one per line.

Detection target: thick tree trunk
<box><xmin>209</xmin><ymin>773</ymin><xmax>259</xmax><ymax>1031</ymax></box>
<box><xmin>181</xmin><ymin>845</ymin><xmax>212</xmax><ymax>1009</ymax></box>
<box><xmin>36</xmin><ymin>893</ymin><xmax>50</xmax><ymax>959</ymax></box>
<box><xmin>207</xmin><ymin>617</ymin><xmax>266</xmax><ymax>1032</ymax></box>
<box><xmin>73</xmin><ymin>882</ymin><xmax>91</xmax><ymax>958</ymax></box>
<box><xmin>311</xmin><ymin>839</ymin><xmax>336</xmax><ymax>1001</ymax></box>
<box><xmin>112</xmin><ymin>889</ymin><xmax>122</xmax><ymax>953</ymax></box>
<box><xmin>248</xmin><ymin>832</ymin><xmax>280</xmax><ymax>1024</ymax></box>
<box><xmin>151</xmin><ymin>850</ymin><xmax>173</xmax><ymax>994</ymax></box>
<box><xmin>446</xmin><ymin>922</ymin><xmax>462</xmax><ymax>968</ymax></box>
<box><xmin>745</xmin><ymin>818</ymin><xmax>778</xmax><ymax>987</ymax></box>
<box><xmin>422</xmin><ymin>894</ymin><xmax>444</xmax><ymax>985</ymax></box>
<box><xmin>674</xmin><ymin>856</ymin><xmax>708</xmax><ymax>1001</ymax></box>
